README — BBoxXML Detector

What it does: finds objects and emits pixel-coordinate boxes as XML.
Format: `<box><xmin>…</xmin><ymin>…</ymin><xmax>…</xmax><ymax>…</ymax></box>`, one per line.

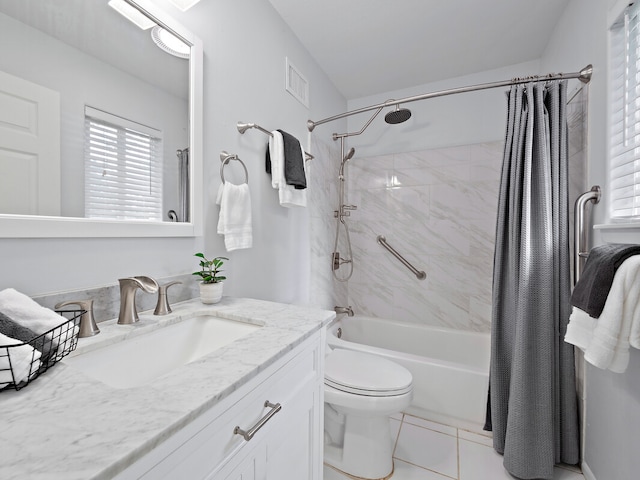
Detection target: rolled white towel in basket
<box><xmin>0</xmin><ymin>332</ymin><xmax>41</xmax><ymax>387</ymax></box>
<box><xmin>0</xmin><ymin>288</ymin><xmax>77</xmax><ymax>353</ymax></box>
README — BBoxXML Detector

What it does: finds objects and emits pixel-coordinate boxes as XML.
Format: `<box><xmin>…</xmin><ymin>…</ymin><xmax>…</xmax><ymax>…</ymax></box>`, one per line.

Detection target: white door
<box><xmin>0</xmin><ymin>70</ymin><xmax>60</xmax><ymax>215</ymax></box>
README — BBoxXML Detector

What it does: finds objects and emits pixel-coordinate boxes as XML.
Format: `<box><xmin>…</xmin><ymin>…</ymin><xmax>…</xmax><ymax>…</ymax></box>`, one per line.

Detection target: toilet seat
<box><xmin>325</xmin><ymin>349</ymin><xmax>412</xmax><ymax>397</ymax></box>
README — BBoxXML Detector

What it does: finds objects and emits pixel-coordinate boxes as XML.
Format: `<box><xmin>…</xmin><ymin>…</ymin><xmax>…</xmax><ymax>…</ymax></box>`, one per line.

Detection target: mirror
<box><xmin>0</xmin><ymin>0</ymin><xmax>203</xmax><ymax>237</ymax></box>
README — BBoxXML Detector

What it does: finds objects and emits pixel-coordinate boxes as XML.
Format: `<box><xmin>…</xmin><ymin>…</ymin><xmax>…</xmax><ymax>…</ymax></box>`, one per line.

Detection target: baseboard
<box><xmin>582</xmin><ymin>461</ymin><xmax>596</xmax><ymax>480</ymax></box>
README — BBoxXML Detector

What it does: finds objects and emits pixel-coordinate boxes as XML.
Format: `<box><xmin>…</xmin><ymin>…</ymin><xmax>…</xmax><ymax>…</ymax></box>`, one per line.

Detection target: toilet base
<box><xmin>324</xmin><ymin>414</ymin><xmax>395</xmax><ymax>479</ymax></box>
<box><xmin>324</xmin><ymin>461</ymin><xmax>395</xmax><ymax>480</ymax></box>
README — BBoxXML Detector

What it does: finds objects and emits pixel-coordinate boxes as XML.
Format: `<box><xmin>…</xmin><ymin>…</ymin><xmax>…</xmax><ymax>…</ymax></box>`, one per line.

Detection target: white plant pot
<box><xmin>199</xmin><ymin>282</ymin><xmax>223</xmax><ymax>304</ymax></box>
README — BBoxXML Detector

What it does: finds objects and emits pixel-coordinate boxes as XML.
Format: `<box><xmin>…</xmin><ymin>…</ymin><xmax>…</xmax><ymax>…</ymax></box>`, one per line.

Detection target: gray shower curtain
<box><xmin>487</xmin><ymin>80</ymin><xmax>579</xmax><ymax>479</ymax></box>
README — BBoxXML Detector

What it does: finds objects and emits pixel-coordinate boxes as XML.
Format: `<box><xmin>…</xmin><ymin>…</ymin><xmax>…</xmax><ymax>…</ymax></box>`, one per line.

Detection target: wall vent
<box><xmin>285</xmin><ymin>57</ymin><xmax>309</xmax><ymax>108</ymax></box>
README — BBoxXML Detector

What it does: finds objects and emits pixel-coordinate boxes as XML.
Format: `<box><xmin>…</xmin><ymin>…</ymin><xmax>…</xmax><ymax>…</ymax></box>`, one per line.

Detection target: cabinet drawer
<box><xmin>137</xmin><ymin>338</ymin><xmax>320</xmax><ymax>479</ymax></box>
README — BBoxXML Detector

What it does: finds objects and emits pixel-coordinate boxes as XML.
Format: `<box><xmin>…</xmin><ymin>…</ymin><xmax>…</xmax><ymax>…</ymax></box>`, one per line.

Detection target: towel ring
<box><xmin>220</xmin><ymin>151</ymin><xmax>249</xmax><ymax>184</ymax></box>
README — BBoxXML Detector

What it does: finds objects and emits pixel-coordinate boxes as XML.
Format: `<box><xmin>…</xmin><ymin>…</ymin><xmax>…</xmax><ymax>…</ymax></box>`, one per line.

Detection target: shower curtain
<box><xmin>487</xmin><ymin>80</ymin><xmax>579</xmax><ymax>479</ymax></box>
<box><xmin>177</xmin><ymin>148</ymin><xmax>190</xmax><ymax>222</ymax></box>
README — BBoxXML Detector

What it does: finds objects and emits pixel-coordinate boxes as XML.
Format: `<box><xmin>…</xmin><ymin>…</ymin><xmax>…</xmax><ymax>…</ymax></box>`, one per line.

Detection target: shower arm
<box><xmin>308</xmin><ymin>65</ymin><xmax>593</xmax><ymax>132</ymax></box>
<box><xmin>332</xmin><ymin>106</ymin><xmax>385</xmax><ymax>140</ymax></box>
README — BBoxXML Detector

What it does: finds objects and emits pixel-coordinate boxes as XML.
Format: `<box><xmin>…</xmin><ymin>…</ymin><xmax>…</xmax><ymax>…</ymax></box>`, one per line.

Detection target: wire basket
<box><xmin>0</xmin><ymin>309</ymin><xmax>83</xmax><ymax>391</ymax></box>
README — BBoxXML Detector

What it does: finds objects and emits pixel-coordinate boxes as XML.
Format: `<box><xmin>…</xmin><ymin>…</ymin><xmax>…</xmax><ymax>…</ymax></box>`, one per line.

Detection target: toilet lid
<box><xmin>325</xmin><ymin>349</ymin><xmax>413</xmax><ymax>396</ymax></box>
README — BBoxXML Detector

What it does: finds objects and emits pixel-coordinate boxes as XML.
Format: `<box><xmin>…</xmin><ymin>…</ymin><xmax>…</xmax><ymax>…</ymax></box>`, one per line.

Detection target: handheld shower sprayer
<box><xmin>344</xmin><ymin>147</ymin><xmax>356</xmax><ymax>161</ymax></box>
<box><xmin>339</xmin><ymin>147</ymin><xmax>356</xmax><ymax>180</ymax></box>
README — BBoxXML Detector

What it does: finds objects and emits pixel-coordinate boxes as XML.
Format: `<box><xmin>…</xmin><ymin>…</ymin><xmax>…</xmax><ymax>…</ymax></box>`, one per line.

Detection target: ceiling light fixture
<box><xmin>151</xmin><ymin>26</ymin><xmax>190</xmax><ymax>59</ymax></box>
<box><xmin>167</xmin><ymin>0</ymin><xmax>202</xmax><ymax>12</ymax></box>
<box><xmin>108</xmin><ymin>0</ymin><xmax>156</xmax><ymax>30</ymax></box>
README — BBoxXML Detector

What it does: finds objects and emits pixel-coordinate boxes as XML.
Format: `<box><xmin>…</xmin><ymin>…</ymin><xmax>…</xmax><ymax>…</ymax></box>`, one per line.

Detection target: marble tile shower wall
<box><xmin>567</xmin><ymin>86</ymin><xmax>588</xmax><ymax>286</ymax></box>
<box><xmin>346</xmin><ymin>87</ymin><xmax>587</xmax><ymax>334</ymax></box>
<box><xmin>308</xmin><ymin>135</ymin><xmax>348</xmax><ymax>310</ymax></box>
<box><xmin>346</xmin><ymin>142</ymin><xmax>503</xmax><ymax>332</ymax></box>
<box><xmin>567</xmin><ymin>86</ymin><xmax>588</xmax><ymax>404</ymax></box>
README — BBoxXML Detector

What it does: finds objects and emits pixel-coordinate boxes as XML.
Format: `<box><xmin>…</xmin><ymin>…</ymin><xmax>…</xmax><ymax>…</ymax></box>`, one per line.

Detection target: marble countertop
<box><xmin>0</xmin><ymin>297</ymin><xmax>334</xmax><ymax>480</ymax></box>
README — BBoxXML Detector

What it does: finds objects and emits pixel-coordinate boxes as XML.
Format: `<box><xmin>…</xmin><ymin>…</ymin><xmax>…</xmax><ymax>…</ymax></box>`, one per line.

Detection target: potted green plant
<box><xmin>193</xmin><ymin>253</ymin><xmax>228</xmax><ymax>304</ymax></box>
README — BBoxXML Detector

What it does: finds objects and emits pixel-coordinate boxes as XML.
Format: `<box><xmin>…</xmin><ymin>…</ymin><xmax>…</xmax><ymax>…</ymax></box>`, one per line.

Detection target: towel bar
<box><xmin>237</xmin><ymin>121</ymin><xmax>314</xmax><ymax>160</ymax></box>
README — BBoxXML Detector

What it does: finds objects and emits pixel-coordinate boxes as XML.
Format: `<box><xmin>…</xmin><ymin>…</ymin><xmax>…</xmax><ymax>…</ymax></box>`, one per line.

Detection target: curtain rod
<box><xmin>307</xmin><ymin>64</ymin><xmax>593</xmax><ymax>132</ymax></box>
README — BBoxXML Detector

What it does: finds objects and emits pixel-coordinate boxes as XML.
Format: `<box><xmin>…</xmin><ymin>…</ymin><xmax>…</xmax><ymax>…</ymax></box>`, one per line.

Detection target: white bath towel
<box><xmin>269</xmin><ymin>131</ymin><xmax>307</xmax><ymax>208</ymax></box>
<box><xmin>564</xmin><ymin>255</ymin><xmax>640</xmax><ymax>373</ymax></box>
<box><xmin>216</xmin><ymin>182</ymin><xmax>253</xmax><ymax>251</ymax></box>
<box><xmin>0</xmin><ymin>332</ymin><xmax>41</xmax><ymax>387</ymax></box>
<box><xmin>0</xmin><ymin>288</ymin><xmax>76</xmax><ymax>353</ymax></box>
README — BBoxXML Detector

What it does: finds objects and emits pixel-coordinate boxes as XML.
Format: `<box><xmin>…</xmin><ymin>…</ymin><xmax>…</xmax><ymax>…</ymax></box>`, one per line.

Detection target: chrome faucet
<box><xmin>334</xmin><ymin>305</ymin><xmax>354</xmax><ymax>317</ymax></box>
<box><xmin>117</xmin><ymin>276</ymin><xmax>158</xmax><ymax>325</ymax></box>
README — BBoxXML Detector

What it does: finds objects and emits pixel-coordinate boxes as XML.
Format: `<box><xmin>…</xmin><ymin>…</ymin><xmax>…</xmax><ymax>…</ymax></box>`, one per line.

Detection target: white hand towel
<box><xmin>216</xmin><ymin>182</ymin><xmax>252</xmax><ymax>251</ymax></box>
<box><xmin>564</xmin><ymin>306</ymin><xmax>596</xmax><ymax>352</ymax></box>
<box><xmin>0</xmin><ymin>332</ymin><xmax>41</xmax><ymax>387</ymax></box>
<box><xmin>565</xmin><ymin>255</ymin><xmax>640</xmax><ymax>373</ymax></box>
<box><xmin>269</xmin><ymin>131</ymin><xmax>307</xmax><ymax>208</ymax></box>
<box><xmin>0</xmin><ymin>288</ymin><xmax>74</xmax><ymax>352</ymax></box>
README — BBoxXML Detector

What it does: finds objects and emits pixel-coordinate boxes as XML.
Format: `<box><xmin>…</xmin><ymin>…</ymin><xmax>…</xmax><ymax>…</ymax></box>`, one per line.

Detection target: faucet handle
<box><xmin>154</xmin><ymin>281</ymin><xmax>182</xmax><ymax>316</ymax></box>
<box><xmin>54</xmin><ymin>299</ymin><xmax>100</xmax><ymax>338</ymax></box>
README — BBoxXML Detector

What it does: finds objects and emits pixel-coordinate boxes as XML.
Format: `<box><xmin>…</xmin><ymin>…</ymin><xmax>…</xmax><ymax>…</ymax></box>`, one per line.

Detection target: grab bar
<box><xmin>377</xmin><ymin>235</ymin><xmax>426</xmax><ymax>280</ymax></box>
<box><xmin>573</xmin><ymin>185</ymin><xmax>601</xmax><ymax>285</ymax></box>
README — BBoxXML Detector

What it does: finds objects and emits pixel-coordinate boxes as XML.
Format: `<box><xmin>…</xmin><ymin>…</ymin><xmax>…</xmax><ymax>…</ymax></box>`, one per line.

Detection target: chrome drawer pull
<box><xmin>233</xmin><ymin>401</ymin><xmax>282</xmax><ymax>441</ymax></box>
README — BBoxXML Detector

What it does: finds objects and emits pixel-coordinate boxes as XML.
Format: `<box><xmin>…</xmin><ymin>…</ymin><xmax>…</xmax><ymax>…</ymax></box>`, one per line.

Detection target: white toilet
<box><xmin>323</xmin><ymin>349</ymin><xmax>413</xmax><ymax>480</ymax></box>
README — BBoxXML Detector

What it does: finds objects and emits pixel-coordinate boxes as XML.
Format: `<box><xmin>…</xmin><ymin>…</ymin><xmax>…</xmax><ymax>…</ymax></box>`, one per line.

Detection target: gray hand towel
<box><xmin>571</xmin><ymin>243</ymin><xmax>640</xmax><ymax>318</ymax></box>
<box><xmin>0</xmin><ymin>311</ymin><xmax>54</xmax><ymax>361</ymax></box>
<box><xmin>277</xmin><ymin>129</ymin><xmax>307</xmax><ymax>189</ymax></box>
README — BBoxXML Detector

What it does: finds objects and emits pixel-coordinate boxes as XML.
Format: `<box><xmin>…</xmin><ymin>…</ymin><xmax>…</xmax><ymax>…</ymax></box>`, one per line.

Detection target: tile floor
<box><xmin>323</xmin><ymin>413</ymin><xmax>585</xmax><ymax>480</ymax></box>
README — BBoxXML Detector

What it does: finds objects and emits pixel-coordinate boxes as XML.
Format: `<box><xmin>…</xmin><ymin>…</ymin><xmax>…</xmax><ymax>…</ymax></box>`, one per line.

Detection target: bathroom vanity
<box><xmin>0</xmin><ymin>297</ymin><xmax>333</xmax><ymax>479</ymax></box>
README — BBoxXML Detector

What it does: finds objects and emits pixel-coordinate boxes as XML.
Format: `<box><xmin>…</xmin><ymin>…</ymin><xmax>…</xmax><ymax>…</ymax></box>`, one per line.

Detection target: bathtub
<box><xmin>327</xmin><ymin>315</ymin><xmax>490</xmax><ymax>431</ymax></box>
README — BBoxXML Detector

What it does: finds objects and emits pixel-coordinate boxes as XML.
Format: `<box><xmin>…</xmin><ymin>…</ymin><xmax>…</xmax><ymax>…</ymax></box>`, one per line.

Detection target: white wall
<box><xmin>0</xmin><ymin>0</ymin><xmax>346</xmax><ymax>306</ymax></box>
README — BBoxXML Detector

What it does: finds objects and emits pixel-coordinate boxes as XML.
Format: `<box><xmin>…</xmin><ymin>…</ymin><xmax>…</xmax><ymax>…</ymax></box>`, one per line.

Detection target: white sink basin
<box><xmin>63</xmin><ymin>315</ymin><xmax>261</xmax><ymax>389</ymax></box>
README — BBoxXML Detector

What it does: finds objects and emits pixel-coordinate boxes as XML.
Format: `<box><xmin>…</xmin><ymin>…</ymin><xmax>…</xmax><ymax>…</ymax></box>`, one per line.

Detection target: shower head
<box><xmin>385</xmin><ymin>105</ymin><xmax>412</xmax><ymax>124</ymax></box>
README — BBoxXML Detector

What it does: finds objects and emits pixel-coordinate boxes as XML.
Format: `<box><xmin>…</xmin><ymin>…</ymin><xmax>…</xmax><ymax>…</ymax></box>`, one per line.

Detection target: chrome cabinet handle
<box><xmin>233</xmin><ymin>401</ymin><xmax>282</xmax><ymax>442</ymax></box>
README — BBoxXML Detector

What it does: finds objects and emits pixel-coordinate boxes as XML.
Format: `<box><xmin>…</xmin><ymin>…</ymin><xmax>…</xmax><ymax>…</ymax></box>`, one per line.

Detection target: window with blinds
<box><xmin>84</xmin><ymin>107</ymin><xmax>163</xmax><ymax>221</ymax></box>
<box><xmin>610</xmin><ymin>2</ymin><xmax>640</xmax><ymax>219</ymax></box>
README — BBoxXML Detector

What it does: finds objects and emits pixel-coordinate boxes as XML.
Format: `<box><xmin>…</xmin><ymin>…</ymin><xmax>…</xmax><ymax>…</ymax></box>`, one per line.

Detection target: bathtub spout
<box><xmin>334</xmin><ymin>306</ymin><xmax>354</xmax><ymax>316</ymax></box>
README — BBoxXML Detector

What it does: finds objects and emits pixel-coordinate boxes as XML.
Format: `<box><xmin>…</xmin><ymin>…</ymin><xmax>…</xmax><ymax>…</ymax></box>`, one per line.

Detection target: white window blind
<box><xmin>610</xmin><ymin>2</ymin><xmax>640</xmax><ymax>219</ymax></box>
<box><xmin>84</xmin><ymin>107</ymin><xmax>163</xmax><ymax>221</ymax></box>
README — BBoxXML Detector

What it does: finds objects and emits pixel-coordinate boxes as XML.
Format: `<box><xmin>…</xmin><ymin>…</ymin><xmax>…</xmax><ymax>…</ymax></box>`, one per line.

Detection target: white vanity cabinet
<box><xmin>115</xmin><ymin>330</ymin><xmax>324</xmax><ymax>480</ymax></box>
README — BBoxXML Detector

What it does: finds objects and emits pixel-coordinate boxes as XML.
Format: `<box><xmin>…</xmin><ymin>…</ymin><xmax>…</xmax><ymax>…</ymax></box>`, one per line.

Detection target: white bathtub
<box><xmin>327</xmin><ymin>315</ymin><xmax>490</xmax><ymax>431</ymax></box>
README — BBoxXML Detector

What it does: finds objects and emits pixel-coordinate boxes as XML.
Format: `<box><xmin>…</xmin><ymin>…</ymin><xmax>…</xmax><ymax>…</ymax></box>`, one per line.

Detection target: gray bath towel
<box><xmin>571</xmin><ymin>243</ymin><xmax>640</xmax><ymax>318</ymax></box>
<box><xmin>278</xmin><ymin>129</ymin><xmax>307</xmax><ymax>189</ymax></box>
<box><xmin>0</xmin><ymin>311</ymin><xmax>53</xmax><ymax>361</ymax></box>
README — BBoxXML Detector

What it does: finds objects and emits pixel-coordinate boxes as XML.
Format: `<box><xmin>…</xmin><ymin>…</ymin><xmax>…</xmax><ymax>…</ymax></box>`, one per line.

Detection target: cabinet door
<box><xmin>215</xmin><ymin>443</ymin><xmax>266</xmax><ymax>480</ymax></box>
<box><xmin>265</xmin><ymin>383</ymin><xmax>322</xmax><ymax>480</ymax></box>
